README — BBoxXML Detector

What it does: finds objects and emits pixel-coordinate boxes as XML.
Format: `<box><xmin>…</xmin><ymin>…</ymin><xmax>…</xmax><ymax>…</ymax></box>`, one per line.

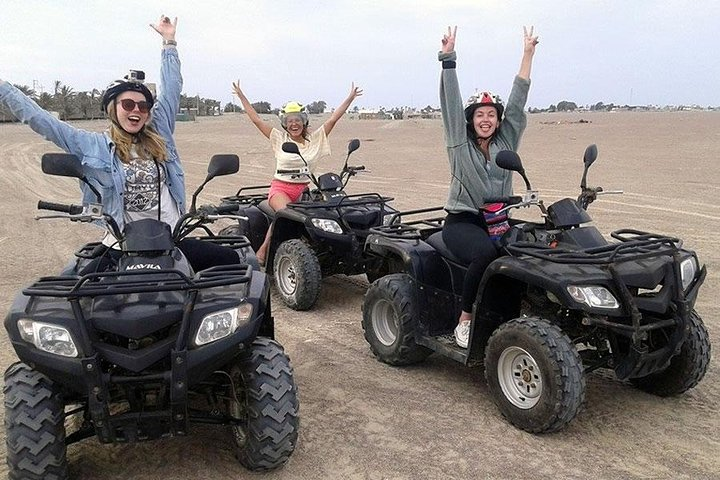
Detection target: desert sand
<box><xmin>0</xmin><ymin>110</ymin><xmax>718</xmax><ymax>479</ymax></box>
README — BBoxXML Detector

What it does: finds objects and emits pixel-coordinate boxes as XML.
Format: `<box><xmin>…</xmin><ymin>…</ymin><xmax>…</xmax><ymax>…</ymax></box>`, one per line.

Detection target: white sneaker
<box><xmin>454</xmin><ymin>320</ymin><xmax>471</xmax><ymax>348</ymax></box>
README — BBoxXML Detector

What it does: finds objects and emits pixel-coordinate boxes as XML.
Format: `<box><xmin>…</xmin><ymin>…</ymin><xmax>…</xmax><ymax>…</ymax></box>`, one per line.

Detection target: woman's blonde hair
<box><xmin>107</xmin><ymin>104</ymin><xmax>167</xmax><ymax>163</ymax></box>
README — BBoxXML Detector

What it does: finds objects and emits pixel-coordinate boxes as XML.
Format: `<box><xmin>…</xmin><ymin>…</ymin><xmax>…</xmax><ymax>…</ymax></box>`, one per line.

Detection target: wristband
<box><xmin>163</xmin><ymin>39</ymin><xmax>177</xmax><ymax>46</ymax></box>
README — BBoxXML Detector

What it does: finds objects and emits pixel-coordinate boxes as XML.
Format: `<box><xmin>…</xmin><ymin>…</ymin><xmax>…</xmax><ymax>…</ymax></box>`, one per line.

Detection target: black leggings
<box><xmin>442</xmin><ymin>212</ymin><xmax>499</xmax><ymax>313</ymax></box>
<box><xmin>80</xmin><ymin>238</ymin><xmax>240</xmax><ymax>275</ymax></box>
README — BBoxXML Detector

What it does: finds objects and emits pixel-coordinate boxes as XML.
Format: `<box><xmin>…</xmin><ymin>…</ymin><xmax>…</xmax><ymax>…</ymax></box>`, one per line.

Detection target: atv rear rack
<box><xmin>191</xmin><ymin>234</ymin><xmax>252</xmax><ymax>250</ymax></box>
<box><xmin>22</xmin><ymin>263</ymin><xmax>252</xmax><ymax>298</ymax></box>
<box><xmin>370</xmin><ymin>206</ymin><xmax>446</xmax><ymax>239</ymax></box>
<box><xmin>506</xmin><ymin>229</ymin><xmax>680</xmax><ymax>265</ymax></box>
<box><xmin>221</xmin><ymin>185</ymin><xmax>270</xmax><ymax>206</ymax></box>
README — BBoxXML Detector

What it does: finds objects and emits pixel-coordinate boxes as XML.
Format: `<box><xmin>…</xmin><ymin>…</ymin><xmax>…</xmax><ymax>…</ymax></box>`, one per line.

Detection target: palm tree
<box><xmin>36</xmin><ymin>92</ymin><xmax>54</xmax><ymax>110</ymax></box>
<box><xmin>90</xmin><ymin>88</ymin><xmax>102</xmax><ymax>119</ymax></box>
<box><xmin>15</xmin><ymin>85</ymin><xmax>36</xmax><ymax>99</ymax></box>
<box><xmin>54</xmin><ymin>83</ymin><xmax>76</xmax><ymax>120</ymax></box>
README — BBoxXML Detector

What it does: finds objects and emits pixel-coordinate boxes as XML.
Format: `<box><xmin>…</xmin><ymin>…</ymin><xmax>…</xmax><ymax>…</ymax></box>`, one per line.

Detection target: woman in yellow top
<box><xmin>232</xmin><ymin>82</ymin><xmax>363</xmax><ymax>264</ymax></box>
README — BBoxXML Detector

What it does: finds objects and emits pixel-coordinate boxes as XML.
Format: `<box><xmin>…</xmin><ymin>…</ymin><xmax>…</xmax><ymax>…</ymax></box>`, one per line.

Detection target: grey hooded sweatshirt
<box><xmin>438</xmin><ymin>50</ymin><xmax>530</xmax><ymax>214</ymax></box>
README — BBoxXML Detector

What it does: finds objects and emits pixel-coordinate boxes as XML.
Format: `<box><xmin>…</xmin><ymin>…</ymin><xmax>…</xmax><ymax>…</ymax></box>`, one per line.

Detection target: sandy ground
<box><xmin>0</xmin><ymin>110</ymin><xmax>718</xmax><ymax>479</ymax></box>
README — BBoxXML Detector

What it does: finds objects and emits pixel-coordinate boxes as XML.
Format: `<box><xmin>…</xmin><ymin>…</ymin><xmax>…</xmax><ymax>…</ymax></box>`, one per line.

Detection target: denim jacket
<box><xmin>0</xmin><ymin>46</ymin><xmax>184</xmax><ymax>231</ymax></box>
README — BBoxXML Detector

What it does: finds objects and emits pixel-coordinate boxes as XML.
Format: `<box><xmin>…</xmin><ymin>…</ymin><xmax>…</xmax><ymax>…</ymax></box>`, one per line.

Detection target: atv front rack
<box><xmin>506</xmin><ymin>229</ymin><xmax>680</xmax><ymax>265</ymax></box>
<box><xmin>288</xmin><ymin>193</ymin><xmax>394</xmax><ymax>210</ymax></box>
<box><xmin>22</xmin><ymin>263</ymin><xmax>252</xmax><ymax>298</ymax></box>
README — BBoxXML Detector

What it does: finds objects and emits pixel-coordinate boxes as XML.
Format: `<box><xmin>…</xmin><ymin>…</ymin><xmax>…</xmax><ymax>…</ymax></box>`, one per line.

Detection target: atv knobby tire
<box><xmin>273</xmin><ymin>239</ymin><xmax>321</xmax><ymax>310</ymax></box>
<box><xmin>230</xmin><ymin>337</ymin><xmax>299</xmax><ymax>471</ymax></box>
<box><xmin>484</xmin><ymin>317</ymin><xmax>585</xmax><ymax>433</ymax></box>
<box><xmin>630</xmin><ymin>310</ymin><xmax>711</xmax><ymax>396</ymax></box>
<box><xmin>362</xmin><ymin>273</ymin><xmax>432</xmax><ymax>365</ymax></box>
<box><xmin>4</xmin><ymin>362</ymin><xmax>68</xmax><ymax>480</ymax></box>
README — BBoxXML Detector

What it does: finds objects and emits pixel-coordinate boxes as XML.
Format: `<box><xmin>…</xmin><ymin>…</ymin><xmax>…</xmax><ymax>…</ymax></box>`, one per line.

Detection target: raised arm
<box><xmin>0</xmin><ymin>81</ymin><xmax>104</xmax><ymax>158</ymax></box>
<box><xmin>232</xmin><ymin>81</ymin><xmax>273</xmax><ymax>139</ymax></box>
<box><xmin>438</xmin><ymin>26</ymin><xmax>467</xmax><ymax>147</ymax></box>
<box><xmin>499</xmin><ymin>26</ymin><xmax>537</xmax><ymax>149</ymax></box>
<box><xmin>517</xmin><ymin>25</ymin><xmax>539</xmax><ymax>80</ymax></box>
<box><xmin>322</xmin><ymin>83</ymin><xmax>363</xmax><ymax>136</ymax></box>
<box><xmin>149</xmin><ymin>15</ymin><xmax>182</xmax><ymax>134</ymax></box>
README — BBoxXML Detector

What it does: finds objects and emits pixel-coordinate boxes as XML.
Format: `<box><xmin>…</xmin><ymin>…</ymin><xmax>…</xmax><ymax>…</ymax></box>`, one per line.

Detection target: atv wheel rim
<box><xmin>276</xmin><ymin>256</ymin><xmax>297</xmax><ymax>295</ymax></box>
<box><xmin>497</xmin><ymin>346</ymin><xmax>542</xmax><ymax>409</ymax></box>
<box><xmin>371</xmin><ymin>298</ymin><xmax>399</xmax><ymax>346</ymax></box>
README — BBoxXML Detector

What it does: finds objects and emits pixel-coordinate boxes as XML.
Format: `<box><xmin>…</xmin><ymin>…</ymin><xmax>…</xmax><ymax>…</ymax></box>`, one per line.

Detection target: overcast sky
<box><xmin>2</xmin><ymin>1</ymin><xmax>719</xmax><ymax>110</ymax></box>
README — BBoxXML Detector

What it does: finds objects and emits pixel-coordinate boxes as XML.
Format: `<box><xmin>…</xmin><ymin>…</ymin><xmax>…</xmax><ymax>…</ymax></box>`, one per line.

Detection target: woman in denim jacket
<box><xmin>0</xmin><ymin>15</ymin><xmax>239</xmax><ymax>272</ymax></box>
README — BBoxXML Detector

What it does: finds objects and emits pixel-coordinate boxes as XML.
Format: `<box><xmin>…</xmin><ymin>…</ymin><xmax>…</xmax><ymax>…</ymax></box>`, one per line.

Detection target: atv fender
<box><xmin>364</xmin><ymin>234</ymin><xmax>450</xmax><ymax>287</ymax></box>
<box><xmin>268</xmin><ymin>211</ymin><xmax>309</xmax><ymax>269</ymax></box>
<box><xmin>479</xmin><ymin>255</ymin><xmax>622</xmax><ymax>317</ymax></box>
<box><xmin>238</xmin><ymin>205</ymin><xmax>271</xmax><ymax>252</ymax></box>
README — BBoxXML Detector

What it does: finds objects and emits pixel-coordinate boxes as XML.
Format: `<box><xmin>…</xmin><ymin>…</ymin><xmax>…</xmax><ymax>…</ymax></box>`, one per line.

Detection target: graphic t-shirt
<box><xmin>270</xmin><ymin>127</ymin><xmax>331</xmax><ymax>183</ymax></box>
<box><xmin>102</xmin><ymin>145</ymin><xmax>180</xmax><ymax>247</ymax></box>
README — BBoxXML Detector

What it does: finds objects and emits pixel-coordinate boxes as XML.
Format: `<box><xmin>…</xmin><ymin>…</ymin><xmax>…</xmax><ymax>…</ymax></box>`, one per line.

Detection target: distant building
<box><xmin>358</xmin><ymin>109</ymin><xmax>392</xmax><ymax>120</ymax></box>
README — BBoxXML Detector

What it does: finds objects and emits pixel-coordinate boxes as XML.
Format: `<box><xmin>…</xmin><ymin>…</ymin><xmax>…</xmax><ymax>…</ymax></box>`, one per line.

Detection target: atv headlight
<box><xmin>566</xmin><ymin>285</ymin><xmax>619</xmax><ymax>309</ymax></box>
<box><xmin>680</xmin><ymin>257</ymin><xmax>698</xmax><ymax>291</ymax></box>
<box><xmin>17</xmin><ymin>319</ymin><xmax>78</xmax><ymax>357</ymax></box>
<box><xmin>194</xmin><ymin>303</ymin><xmax>253</xmax><ymax>346</ymax></box>
<box><xmin>311</xmin><ymin>218</ymin><xmax>343</xmax><ymax>234</ymax></box>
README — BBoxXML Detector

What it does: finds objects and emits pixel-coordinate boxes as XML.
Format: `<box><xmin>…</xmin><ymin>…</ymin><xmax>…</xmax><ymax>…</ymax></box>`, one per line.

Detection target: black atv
<box><xmin>220</xmin><ymin>139</ymin><xmax>395</xmax><ymax>311</ymax></box>
<box><xmin>3</xmin><ymin>153</ymin><xmax>299</xmax><ymax>479</ymax></box>
<box><xmin>361</xmin><ymin>145</ymin><xmax>710</xmax><ymax>433</ymax></box>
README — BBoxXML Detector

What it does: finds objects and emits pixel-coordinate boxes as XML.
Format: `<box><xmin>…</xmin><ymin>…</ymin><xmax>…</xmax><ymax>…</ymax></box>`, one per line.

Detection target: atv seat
<box><xmin>258</xmin><ymin>199</ymin><xmax>276</xmax><ymax>218</ymax></box>
<box><xmin>342</xmin><ymin>207</ymin><xmax>383</xmax><ymax>230</ymax></box>
<box><xmin>425</xmin><ymin>231</ymin><xmax>468</xmax><ymax>266</ymax></box>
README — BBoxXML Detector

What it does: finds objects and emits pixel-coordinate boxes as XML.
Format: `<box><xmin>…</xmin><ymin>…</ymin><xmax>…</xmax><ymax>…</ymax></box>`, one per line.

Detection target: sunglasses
<box><xmin>119</xmin><ymin>98</ymin><xmax>151</xmax><ymax>113</ymax></box>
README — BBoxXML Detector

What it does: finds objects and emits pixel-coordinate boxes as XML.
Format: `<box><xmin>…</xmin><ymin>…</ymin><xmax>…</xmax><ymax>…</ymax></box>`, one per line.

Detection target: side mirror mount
<box><xmin>347</xmin><ymin>138</ymin><xmax>360</xmax><ymax>154</ymax></box>
<box><xmin>41</xmin><ymin>152</ymin><xmax>102</xmax><ymax>202</ymax></box>
<box><xmin>41</xmin><ymin>153</ymin><xmax>84</xmax><ymax>179</ymax></box>
<box><xmin>580</xmin><ymin>144</ymin><xmax>598</xmax><ymax>189</ymax></box>
<box><xmin>206</xmin><ymin>154</ymin><xmax>239</xmax><ymax>181</ymax></box>
<box><xmin>496</xmin><ymin>150</ymin><xmax>532</xmax><ymax>191</ymax></box>
<box><xmin>191</xmin><ymin>154</ymin><xmax>240</xmax><ymax>213</ymax></box>
<box><xmin>583</xmin><ymin>144</ymin><xmax>598</xmax><ymax>168</ymax></box>
<box><xmin>281</xmin><ymin>142</ymin><xmax>300</xmax><ymax>156</ymax></box>
<box><xmin>495</xmin><ymin>150</ymin><xmax>523</xmax><ymax>172</ymax></box>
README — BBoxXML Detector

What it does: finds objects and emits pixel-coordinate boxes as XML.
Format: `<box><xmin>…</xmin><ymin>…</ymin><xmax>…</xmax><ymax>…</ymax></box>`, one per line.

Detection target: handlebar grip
<box><xmin>483</xmin><ymin>196</ymin><xmax>519</xmax><ymax>205</ymax></box>
<box><xmin>349</xmin><ymin>165</ymin><xmax>366</xmax><ymax>171</ymax></box>
<box><xmin>215</xmin><ymin>203</ymin><xmax>239</xmax><ymax>214</ymax></box>
<box><xmin>37</xmin><ymin>200</ymin><xmax>83</xmax><ymax>215</ymax></box>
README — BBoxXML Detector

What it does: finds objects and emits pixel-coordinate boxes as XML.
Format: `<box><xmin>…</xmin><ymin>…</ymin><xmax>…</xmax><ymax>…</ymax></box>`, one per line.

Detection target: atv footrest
<box><xmin>417</xmin><ymin>335</ymin><xmax>468</xmax><ymax>364</ymax></box>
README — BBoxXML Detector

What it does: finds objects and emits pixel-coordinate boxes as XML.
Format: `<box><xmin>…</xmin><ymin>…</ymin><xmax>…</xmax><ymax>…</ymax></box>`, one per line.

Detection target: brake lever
<box><xmin>34</xmin><ymin>213</ymin><xmax>98</xmax><ymax>223</ymax></box>
<box><xmin>206</xmin><ymin>214</ymin><xmax>250</xmax><ymax>222</ymax></box>
<box><xmin>495</xmin><ymin>191</ymin><xmax>540</xmax><ymax>215</ymax></box>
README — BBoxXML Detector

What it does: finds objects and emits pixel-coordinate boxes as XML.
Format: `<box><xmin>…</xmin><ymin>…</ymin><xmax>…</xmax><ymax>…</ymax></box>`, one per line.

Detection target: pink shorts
<box><xmin>268</xmin><ymin>179</ymin><xmax>308</xmax><ymax>202</ymax></box>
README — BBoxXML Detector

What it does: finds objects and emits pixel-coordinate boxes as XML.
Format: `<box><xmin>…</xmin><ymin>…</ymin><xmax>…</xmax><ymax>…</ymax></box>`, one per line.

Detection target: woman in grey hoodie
<box><xmin>437</xmin><ymin>26</ymin><xmax>539</xmax><ymax>348</ymax></box>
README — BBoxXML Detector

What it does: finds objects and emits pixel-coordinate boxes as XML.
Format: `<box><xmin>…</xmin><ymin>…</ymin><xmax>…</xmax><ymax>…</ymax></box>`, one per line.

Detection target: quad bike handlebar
<box><xmin>37</xmin><ymin>200</ymin><xmax>84</xmax><ymax>215</ymax></box>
